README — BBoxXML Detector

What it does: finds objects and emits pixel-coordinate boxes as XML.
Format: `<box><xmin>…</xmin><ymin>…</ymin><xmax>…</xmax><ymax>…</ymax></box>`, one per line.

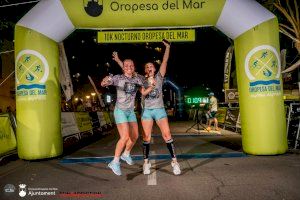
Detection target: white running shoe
<box><xmin>171</xmin><ymin>161</ymin><xmax>181</xmax><ymax>175</ymax></box>
<box><xmin>143</xmin><ymin>162</ymin><xmax>151</xmax><ymax>175</ymax></box>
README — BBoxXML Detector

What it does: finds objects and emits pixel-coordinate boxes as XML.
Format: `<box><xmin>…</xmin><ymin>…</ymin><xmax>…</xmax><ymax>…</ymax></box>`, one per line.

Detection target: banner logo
<box><xmin>84</xmin><ymin>0</ymin><xmax>103</xmax><ymax>17</ymax></box>
<box><xmin>16</xmin><ymin>50</ymin><xmax>49</xmax><ymax>100</ymax></box>
<box><xmin>4</xmin><ymin>184</ymin><xmax>15</xmax><ymax>193</ymax></box>
<box><xmin>225</xmin><ymin>89</ymin><xmax>239</xmax><ymax>103</ymax></box>
<box><xmin>19</xmin><ymin>184</ymin><xmax>27</xmax><ymax>197</ymax></box>
<box><xmin>245</xmin><ymin>45</ymin><xmax>281</xmax><ymax>97</ymax></box>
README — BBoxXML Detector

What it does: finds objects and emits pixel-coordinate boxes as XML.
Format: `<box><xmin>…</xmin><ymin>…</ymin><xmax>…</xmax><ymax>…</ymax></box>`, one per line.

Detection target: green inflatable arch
<box><xmin>15</xmin><ymin>0</ymin><xmax>287</xmax><ymax>160</ymax></box>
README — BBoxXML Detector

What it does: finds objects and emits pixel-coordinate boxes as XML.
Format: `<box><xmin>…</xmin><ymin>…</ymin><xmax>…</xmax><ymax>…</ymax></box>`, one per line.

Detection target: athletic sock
<box><xmin>142</xmin><ymin>141</ymin><xmax>150</xmax><ymax>160</ymax></box>
<box><xmin>113</xmin><ymin>156</ymin><xmax>120</xmax><ymax>163</ymax></box>
<box><xmin>166</xmin><ymin>138</ymin><xmax>176</xmax><ymax>158</ymax></box>
<box><xmin>123</xmin><ymin>150</ymin><xmax>130</xmax><ymax>156</ymax></box>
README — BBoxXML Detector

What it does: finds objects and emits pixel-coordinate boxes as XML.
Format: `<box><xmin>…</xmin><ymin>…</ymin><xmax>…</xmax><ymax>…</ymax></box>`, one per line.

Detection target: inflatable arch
<box><xmin>15</xmin><ymin>0</ymin><xmax>287</xmax><ymax>159</ymax></box>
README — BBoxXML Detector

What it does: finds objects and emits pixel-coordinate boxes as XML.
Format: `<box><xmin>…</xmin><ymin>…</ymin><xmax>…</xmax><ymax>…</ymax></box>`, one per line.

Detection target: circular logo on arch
<box><xmin>245</xmin><ymin>45</ymin><xmax>281</xmax><ymax>97</ymax></box>
<box><xmin>16</xmin><ymin>50</ymin><xmax>49</xmax><ymax>100</ymax></box>
<box><xmin>16</xmin><ymin>50</ymin><xmax>49</xmax><ymax>84</ymax></box>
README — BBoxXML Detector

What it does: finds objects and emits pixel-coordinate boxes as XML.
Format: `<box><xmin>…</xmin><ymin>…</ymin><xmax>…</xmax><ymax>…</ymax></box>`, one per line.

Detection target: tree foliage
<box><xmin>261</xmin><ymin>0</ymin><xmax>300</xmax><ymax>73</ymax></box>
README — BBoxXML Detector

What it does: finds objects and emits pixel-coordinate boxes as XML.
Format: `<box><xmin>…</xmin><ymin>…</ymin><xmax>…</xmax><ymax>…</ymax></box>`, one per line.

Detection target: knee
<box><xmin>130</xmin><ymin>134</ymin><xmax>139</xmax><ymax>142</ymax></box>
<box><xmin>143</xmin><ymin>135</ymin><xmax>151</xmax><ymax>143</ymax></box>
<box><xmin>162</xmin><ymin>134</ymin><xmax>172</xmax><ymax>142</ymax></box>
<box><xmin>119</xmin><ymin>136</ymin><xmax>129</xmax><ymax>144</ymax></box>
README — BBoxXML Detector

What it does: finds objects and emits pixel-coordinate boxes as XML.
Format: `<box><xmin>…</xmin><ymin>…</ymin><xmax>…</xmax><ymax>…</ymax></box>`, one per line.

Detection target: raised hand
<box><xmin>112</xmin><ymin>51</ymin><xmax>123</xmax><ymax>68</ymax></box>
<box><xmin>162</xmin><ymin>39</ymin><xmax>171</xmax><ymax>48</ymax></box>
<box><xmin>160</xmin><ymin>39</ymin><xmax>171</xmax><ymax>77</ymax></box>
<box><xmin>101</xmin><ymin>75</ymin><xmax>113</xmax><ymax>87</ymax></box>
<box><xmin>112</xmin><ymin>51</ymin><xmax>119</xmax><ymax>61</ymax></box>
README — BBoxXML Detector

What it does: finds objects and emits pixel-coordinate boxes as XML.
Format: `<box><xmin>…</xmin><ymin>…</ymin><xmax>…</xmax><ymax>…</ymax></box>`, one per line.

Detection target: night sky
<box><xmin>63</xmin><ymin>28</ymin><xmax>231</xmax><ymax>99</ymax></box>
<box><xmin>1</xmin><ymin>1</ymin><xmax>234</xmax><ymax>100</ymax></box>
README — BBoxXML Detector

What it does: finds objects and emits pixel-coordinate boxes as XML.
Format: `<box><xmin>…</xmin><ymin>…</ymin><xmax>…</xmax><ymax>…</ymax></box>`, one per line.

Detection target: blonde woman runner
<box><xmin>101</xmin><ymin>59</ymin><xmax>154</xmax><ymax>176</ymax></box>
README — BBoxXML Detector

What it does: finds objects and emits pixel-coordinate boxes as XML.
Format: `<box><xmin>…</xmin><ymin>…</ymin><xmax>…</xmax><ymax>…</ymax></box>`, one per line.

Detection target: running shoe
<box><xmin>108</xmin><ymin>161</ymin><xmax>122</xmax><ymax>176</ymax></box>
<box><xmin>121</xmin><ymin>153</ymin><xmax>134</xmax><ymax>165</ymax></box>
<box><xmin>143</xmin><ymin>162</ymin><xmax>151</xmax><ymax>175</ymax></box>
<box><xmin>171</xmin><ymin>161</ymin><xmax>181</xmax><ymax>175</ymax></box>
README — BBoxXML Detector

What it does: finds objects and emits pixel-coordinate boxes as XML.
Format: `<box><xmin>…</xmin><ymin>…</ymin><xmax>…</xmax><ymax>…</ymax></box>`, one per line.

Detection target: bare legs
<box><xmin>142</xmin><ymin>117</ymin><xmax>178</xmax><ymax>162</ymax></box>
<box><xmin>114</xmin><ymin>122</ymin><xmax>139</xmax><ymax>161</ymax></box>
<box><xmin>208</xmin><ymin>117</ymin><xmax>219</xmax><ymax>131</ymax></box>
<box><xmin>141</xmin><ymin>117</ymin><xmax>181</xmax><ymax>175</ymax></box>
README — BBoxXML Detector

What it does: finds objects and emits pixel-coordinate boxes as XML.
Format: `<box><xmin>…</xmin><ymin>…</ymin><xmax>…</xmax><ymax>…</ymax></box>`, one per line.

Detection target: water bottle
<box><xmin>107</xmin><ymin>73</ymin><xmax>113</xmax><ymax>85</ymax></box>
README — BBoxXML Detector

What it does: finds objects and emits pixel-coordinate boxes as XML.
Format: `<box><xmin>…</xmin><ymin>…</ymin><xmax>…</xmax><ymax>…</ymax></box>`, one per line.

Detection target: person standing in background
<box><xmin>206</xmin><ymin>92</ymin><xmax>220</xmax><ymax>132</ymax></box>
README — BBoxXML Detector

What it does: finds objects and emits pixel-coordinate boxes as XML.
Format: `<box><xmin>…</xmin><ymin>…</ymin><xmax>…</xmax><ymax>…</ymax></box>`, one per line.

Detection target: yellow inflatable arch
<box><xmin>15</xmin><ymin>0</ymin><xmax>287</xmax><ymax>159</ymax></box>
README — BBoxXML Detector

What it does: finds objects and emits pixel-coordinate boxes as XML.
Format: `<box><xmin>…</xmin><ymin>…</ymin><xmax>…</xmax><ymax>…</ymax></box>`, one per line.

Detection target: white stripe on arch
<box><xmin>216</xmin><ymin>0</ymin><xmax>275</xmax><ymax>39</ymax></box>
<box><xmin>17</xmin><ymin>0</ymin><xmax>75</xmax><ymax>42</ymax></box>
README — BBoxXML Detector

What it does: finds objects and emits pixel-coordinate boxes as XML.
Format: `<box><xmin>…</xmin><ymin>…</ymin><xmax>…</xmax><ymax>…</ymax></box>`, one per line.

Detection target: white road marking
<box><xmin>147</xmin><ymin>144</ymin><xmax>157</xmax><ymax>185</ymax></box>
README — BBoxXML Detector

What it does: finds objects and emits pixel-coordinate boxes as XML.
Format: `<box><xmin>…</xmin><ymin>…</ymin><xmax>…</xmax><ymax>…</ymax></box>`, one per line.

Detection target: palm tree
<box><xmin>261</xmin><ymin>0</ymin><xmax>300</xmax><ymax>73</ymax></box>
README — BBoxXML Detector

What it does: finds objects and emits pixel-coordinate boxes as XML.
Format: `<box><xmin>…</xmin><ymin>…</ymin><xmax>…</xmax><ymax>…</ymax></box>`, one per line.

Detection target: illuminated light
<box><xmin>155</xmin><ymin>60</ymin><xmax>161</xmax><ymax>64</ymax></box>
<box><xmin>91</xmin><ymin>93</ymin><xmax>96</xmax><ymax>96</ymax></box>
<box><xmin>73</xmin><ymin>73</ymin><xmax>80</xmax><ymax>78</ymax></box>
<box><xmin>106</xmin><ymin>95</ymin><xmax>111</xmax><ymax>103</ymax></box>
<box><xmin>186</xmin><ymin>97</ymin><xmax>209</xmax><ymax>104</ymax></box>
<box><xmin>155</xmin><ymin>47</ymin><xmax>162</xmax><ymax>52</ymax></box>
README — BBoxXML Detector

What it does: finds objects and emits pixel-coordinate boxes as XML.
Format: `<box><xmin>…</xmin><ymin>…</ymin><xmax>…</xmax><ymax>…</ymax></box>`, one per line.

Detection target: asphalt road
<box><xmin>1</xmin><ymin>121</ymin><xmax>299</xmax><ymax>200</ymax></box>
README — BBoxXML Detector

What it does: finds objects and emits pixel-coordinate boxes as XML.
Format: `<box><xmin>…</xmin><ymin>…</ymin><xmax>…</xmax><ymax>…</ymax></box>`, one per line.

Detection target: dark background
<box><xmin>1</xmin><ymin>0</ymin><xmax>298</xmax><ymax>101</ymax></box>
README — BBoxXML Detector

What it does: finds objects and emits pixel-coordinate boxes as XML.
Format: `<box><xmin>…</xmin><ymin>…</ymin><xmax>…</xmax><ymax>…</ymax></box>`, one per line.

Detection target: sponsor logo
<box><xmin>4</xmin><ymin>184</ymin><xmax>15</xmax><ymax>193</ymax></box>
<box><xmin>16</xmin><ymin>50</ymin><xmax>49</xmax><ymax>101</ymax></box>
<box><xmin>245</xmin><ymin>45</ymin><xmax>281</xmax><ymax>97</ymax></box>
<box><xmin>84</xmin><ymin>0</ymin><xmax>103</xmax><ymax>17</ymax></box>
<box><xmin>19</xmin><ymin>184</ymin><xmax>27</xmax><ymax>197</ymax></box>
<box><xmin>18</xmin><ymin>183</ymin><xmax>58</xmax><ymax>197</ymax></box>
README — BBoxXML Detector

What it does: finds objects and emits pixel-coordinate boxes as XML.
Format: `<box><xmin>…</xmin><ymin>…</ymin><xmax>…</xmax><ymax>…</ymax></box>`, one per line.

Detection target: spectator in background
<box><xmin>206</xmin><ymin>92</ymin><xmax>220</xmax><ymax>132</ymax></box>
